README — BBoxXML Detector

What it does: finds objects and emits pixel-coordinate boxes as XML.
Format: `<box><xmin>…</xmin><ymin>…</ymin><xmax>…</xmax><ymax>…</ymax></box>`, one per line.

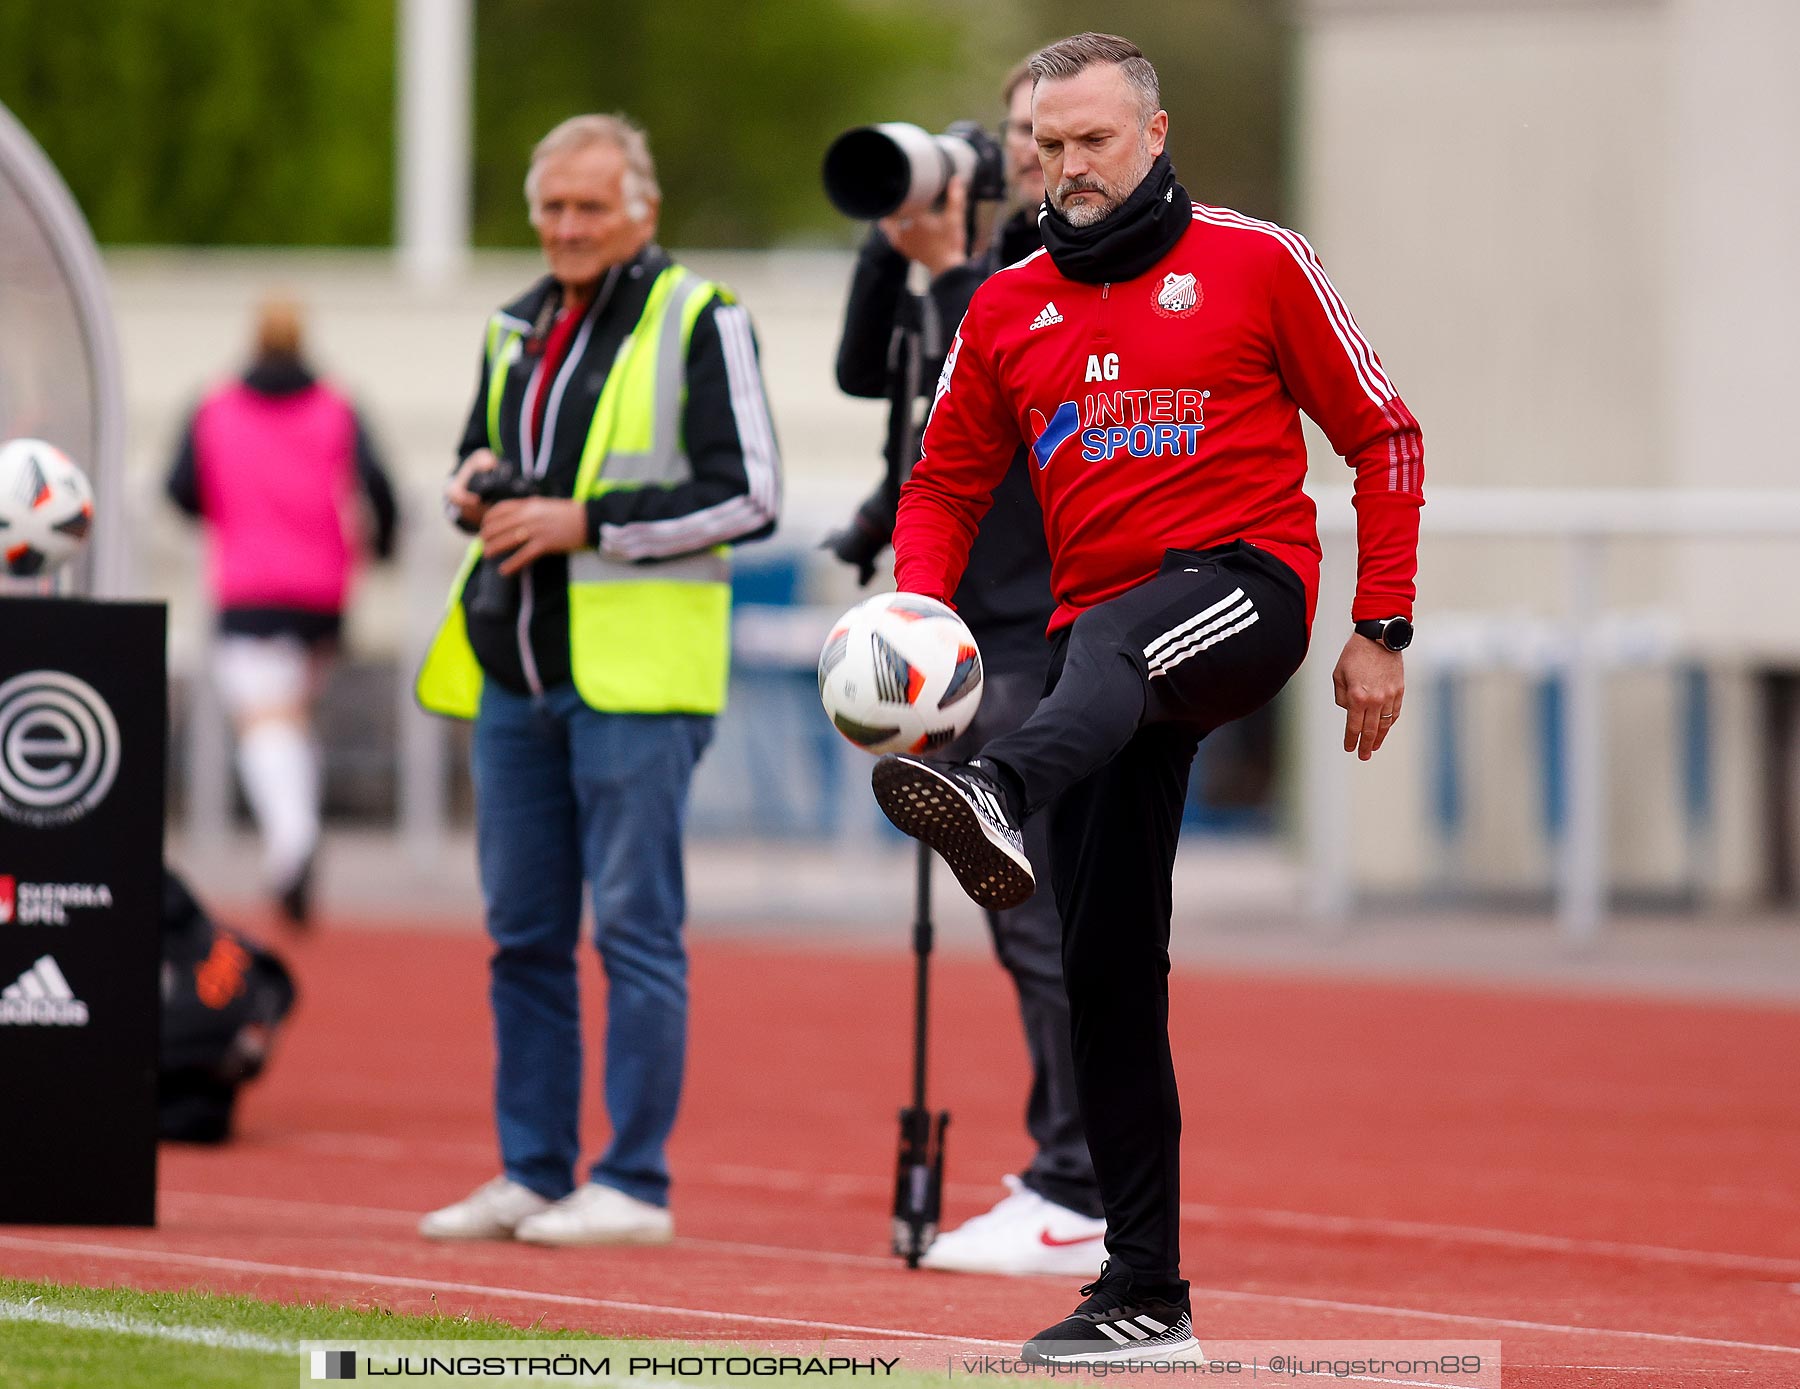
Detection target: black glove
<box><xmin>821</xmin><ymin>485</ymin><xmax>898</xmax><ymax>586</ymax></box>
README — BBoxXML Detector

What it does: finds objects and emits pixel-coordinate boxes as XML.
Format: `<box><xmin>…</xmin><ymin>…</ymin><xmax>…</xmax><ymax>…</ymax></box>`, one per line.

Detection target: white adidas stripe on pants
<box><xmin>1143</xmin><ymin>589</ymin><xmax>1260</xmax><ymax>677</ymax></box>
<box><xmin>1143</xmin><ymin>588</ymin><xmax>1246</xmax><ymax>665</ymax></box>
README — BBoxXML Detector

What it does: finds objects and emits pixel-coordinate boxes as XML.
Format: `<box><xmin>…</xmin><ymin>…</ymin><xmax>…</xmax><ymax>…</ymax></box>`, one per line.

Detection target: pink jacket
<box><xmin>191</xmin><ymin>380</ymin><xmax>361</xmax><ymax>613</ymax></box>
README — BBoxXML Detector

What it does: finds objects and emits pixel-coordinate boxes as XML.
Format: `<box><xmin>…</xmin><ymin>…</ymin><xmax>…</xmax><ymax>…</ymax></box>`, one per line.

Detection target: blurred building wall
<box><xmin>1299</xmin><ymin>0</ymin><xmax>1800</xmax><ymax>905</ymax></box>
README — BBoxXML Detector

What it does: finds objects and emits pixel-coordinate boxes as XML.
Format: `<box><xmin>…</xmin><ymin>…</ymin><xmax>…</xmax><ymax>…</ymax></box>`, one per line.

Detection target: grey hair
<box><xmin>525</xmin><ymin>113</ymin><xmax>660</xmax><ymax>223</ymax></box>
<box><xmin>1027</xmin><ymin>33</ymin><xmax>1160</xmax><ymax>128</ymax></box>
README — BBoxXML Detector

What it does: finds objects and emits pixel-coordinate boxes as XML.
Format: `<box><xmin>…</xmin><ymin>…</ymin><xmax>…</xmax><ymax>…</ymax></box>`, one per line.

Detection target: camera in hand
<box><xmin>466</xmin><ymin>460</ymin><xmax>543</xmax><ymax>619</ymax></box>
<box><xmin>822</xmin><ymin>120</ymin><xmax>1005</xmax><ymax>220</ymax></box>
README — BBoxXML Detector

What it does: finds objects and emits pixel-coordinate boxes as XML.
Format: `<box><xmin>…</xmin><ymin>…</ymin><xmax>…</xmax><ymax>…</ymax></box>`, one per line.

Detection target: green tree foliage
<box><xmin>1021</xmin><ymin>1</ymin><xmax>1290</xmax><ymax>221</ymax></box>
<box><xmin>0</xmin><ymin>1</ymin><xmax>1286</xmax><ymax>248</ymax></box>
<box><xmin>473</xmin><ymin>0</ymin><xmax>975</xmax><ymax>248</ymax></box>
<box><xmin>0</xmin><ymin>0</ymin><xmax>393</xmax><ymax>245</ymax></box>
<box><xmin>475</xmin><ymin>2</ymin><xmax>1287</xmax><ymax>248</ymax></box>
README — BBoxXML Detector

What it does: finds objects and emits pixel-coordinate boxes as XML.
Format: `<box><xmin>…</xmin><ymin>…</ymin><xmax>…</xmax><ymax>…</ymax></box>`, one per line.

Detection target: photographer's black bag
<box><xmin>159</xmin><ymin>870</ymin><xmax>296</xmax><ymax>1143</ymax></box>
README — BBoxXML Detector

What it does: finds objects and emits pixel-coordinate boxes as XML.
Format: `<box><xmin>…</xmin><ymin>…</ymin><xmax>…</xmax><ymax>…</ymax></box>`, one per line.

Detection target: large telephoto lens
<box><xmin>823</xmin><ymin>122</ymin><xmax>971</xmax><ymax>220</ymax></box>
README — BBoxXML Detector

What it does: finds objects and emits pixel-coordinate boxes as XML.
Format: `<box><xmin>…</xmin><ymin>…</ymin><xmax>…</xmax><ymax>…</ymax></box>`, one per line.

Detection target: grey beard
<box><xmin>1061</xmin><ymin>197</ymin><xmax>1114</xmax><ymax>228</ymax></box>
<box><xmin>1053</xmin><ymin>146</ymin><xmax>1155</xmax><ymax>228</ymax></box>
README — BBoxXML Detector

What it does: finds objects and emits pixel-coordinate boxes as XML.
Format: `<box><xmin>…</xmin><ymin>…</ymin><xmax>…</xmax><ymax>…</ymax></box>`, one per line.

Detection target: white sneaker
<box><xmin>418</xmin><ymin>1176</ymin><xmax>550</xmax><ymax>1241</ymax></box>
<box><xmin>920</xmin><ymin>1175</ymin><xmax>1108</xmax><ymax>1276</ymax></box>
<box><xmin>514</xmin><ymin>1183</ymin><xmax>674</xmax><ymax>1247</ymax></box>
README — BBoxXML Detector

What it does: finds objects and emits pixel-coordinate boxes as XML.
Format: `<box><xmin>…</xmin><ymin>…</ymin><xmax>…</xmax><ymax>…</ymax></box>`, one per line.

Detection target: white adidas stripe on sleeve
<box><xmin>597</xmin><ymin>303</ymin><xmax>781</xmax><ymax>561</ymax></box>
<box><xmin>1191</xmin><ymin>206</ymin><xmax>1395</xmax><ymax>410</ymax></box>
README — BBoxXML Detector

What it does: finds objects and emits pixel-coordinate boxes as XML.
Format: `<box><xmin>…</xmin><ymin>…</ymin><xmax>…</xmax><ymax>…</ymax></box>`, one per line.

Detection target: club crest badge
<box><xmin>1153</xmin><ymin>271</ymin><xmax>1201</xmax><ymax>317</ymax></box>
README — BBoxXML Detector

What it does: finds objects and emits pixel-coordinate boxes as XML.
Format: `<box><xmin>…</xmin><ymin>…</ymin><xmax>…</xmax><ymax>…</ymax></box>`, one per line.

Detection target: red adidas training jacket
<box><xmin>894</xmin><ymin>204</ymin><xmax>1424</xmax><ymax>634</ymax></box>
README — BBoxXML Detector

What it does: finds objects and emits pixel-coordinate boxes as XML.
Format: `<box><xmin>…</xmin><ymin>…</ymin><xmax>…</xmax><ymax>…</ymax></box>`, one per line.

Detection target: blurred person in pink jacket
<box><xmin>166</xmin><ymin>295</ymin><xmax>398</xmax><ymax>925</ymax></box>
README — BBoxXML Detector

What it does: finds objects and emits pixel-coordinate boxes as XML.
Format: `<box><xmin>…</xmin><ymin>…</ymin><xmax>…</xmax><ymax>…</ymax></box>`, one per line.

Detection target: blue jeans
<box><xmin>472</xmin><ymin>680</ymin><xmax>713</xmax><ymax>1208</ymax></box>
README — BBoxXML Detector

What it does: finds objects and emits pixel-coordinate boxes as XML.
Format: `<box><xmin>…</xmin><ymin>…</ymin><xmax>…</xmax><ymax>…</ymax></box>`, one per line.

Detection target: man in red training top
<box><xmin>872</xmin><ymin>32</ymin><xmax>1423</xmax><ymax>1365</ymax></box>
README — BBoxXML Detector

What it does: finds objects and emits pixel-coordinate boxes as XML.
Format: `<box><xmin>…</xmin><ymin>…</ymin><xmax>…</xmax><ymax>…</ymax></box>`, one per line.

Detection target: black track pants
<box><xmin>981</xmin><ymin>542</ymin><xmax>1310</xmax><ymax>1285</ymax></box>
<box><xmin>942</xmin><ymin>667</ymin><xmax>1099</xmax><ymax>1217</ymax></box>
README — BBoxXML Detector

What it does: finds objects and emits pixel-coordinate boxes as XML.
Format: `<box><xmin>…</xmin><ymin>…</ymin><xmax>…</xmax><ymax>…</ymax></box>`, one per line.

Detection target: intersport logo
<box><xmin>1030</xmin><ymin>388</ymin><xmax>1211</xmax><ymax>470</ymax></box>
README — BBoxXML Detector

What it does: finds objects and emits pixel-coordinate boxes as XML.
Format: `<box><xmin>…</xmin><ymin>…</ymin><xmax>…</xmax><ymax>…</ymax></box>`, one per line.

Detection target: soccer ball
<box><xmin>818</xmin><ymin>592</ymin><xmax>983</xmax><ymax>755</ymax></box>
<box><xmin>0</xmin><ymin>438</ymin><xmax>94</xmax><ymax>578</ymax></box>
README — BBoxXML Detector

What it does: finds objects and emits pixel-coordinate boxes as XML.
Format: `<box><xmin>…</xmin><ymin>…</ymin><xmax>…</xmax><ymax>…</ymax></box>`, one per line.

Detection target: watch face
<box><xmin>1383</xmin><ymin>618</ymin><xmax>1413</xmax><ymax>651</ymax></box>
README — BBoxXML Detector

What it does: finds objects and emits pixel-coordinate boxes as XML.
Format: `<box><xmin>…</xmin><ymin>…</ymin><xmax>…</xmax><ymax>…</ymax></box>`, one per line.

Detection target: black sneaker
<box><xmin>871</xmin><ymin>756</ymin><xmax>1034</xmax><ymax>910</ymax></box>
<box><xmin>276</xmin><ymin>852</ymin><xmax>315</xmax><ymax>929</ymax></box>
<box><xmin>1021</xmin><ymin>1262</ymin><xmax>1200</xmax><ymax>1366</ymax></box>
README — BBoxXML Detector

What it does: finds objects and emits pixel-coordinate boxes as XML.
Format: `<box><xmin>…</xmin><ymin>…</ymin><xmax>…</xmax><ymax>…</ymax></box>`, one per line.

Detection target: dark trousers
<box><xmin>982</xmin><ymin>543</ymin><xmax>1310</xmax><ymax>1286</ymax></box>
<box><xmin>943</xmin><ymin>665</ymin><xmax>1100</xmax><ymax>1217</ymax></box>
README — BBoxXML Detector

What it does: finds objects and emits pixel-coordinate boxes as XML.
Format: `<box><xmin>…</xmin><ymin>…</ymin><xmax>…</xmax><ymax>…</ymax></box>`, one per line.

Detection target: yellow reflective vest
<box><xmin>416</xmin><ymin>266</ymin><xmax>732</xmax><ymax>719</ymax></box>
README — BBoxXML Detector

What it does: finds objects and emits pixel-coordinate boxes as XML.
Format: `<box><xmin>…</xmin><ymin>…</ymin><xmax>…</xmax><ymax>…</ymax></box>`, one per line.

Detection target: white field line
<box><xmin>0</xmin><ymin>1299</ymin><xmax>711</xmax><ymax>1389</ymax></box>
<box><xmin>2</xmin><ymin>1230</ymin><xmax>1796</xmax><ymax>1362</ymax></box>
<box><xmin>0</xmin><ymin>1234</ymin><xmax>1012</xmax><ymax>1347</ymax></box>
<box><xmin>0</xmin><ymin>1296</ymin><xmax>298</xmax><ymax>1353</ymax></box>
<box><xmin>0</xmin><ymin>1297</ymin><xmax>1479</xmax><ymax>1389</ymax></box>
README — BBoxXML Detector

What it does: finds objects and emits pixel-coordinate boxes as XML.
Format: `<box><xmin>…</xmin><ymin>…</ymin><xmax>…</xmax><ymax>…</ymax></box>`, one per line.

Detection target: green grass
<box><xmin>0</xmin><ymin>1277</ymin><xmax>592</xmax><ymax>1388</ymax></box>
<box><xmin>0</xmin><ymin>1278</ymin><xmax>1036</xmax><ymax>1388</ymax></box>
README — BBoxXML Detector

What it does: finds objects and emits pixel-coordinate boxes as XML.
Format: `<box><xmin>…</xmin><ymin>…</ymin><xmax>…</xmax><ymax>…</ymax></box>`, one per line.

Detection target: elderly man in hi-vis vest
<box><xmin>416</xmin><ymin>113</ymin><xmax>781</xmax><ymax>1246</ymax></box>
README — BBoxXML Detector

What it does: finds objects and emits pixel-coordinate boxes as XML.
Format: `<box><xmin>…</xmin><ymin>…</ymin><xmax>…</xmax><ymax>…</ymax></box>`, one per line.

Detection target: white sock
<box><xmin>237</xmin><ymin>720</ymin><xmax>320</xmax><ymax>887</ymax></box>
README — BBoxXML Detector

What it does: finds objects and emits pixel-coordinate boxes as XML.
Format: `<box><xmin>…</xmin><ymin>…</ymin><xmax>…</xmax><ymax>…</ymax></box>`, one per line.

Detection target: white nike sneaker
<box><xmin>920</xmin><ymin>1175</ymin><xmax>1108</xmax><ymax>1276</ymax></box>
<box><xmin>418</xmin><ymin>1176</ymin><xmax>550</xmax><ymax>1241</ymax></box>
<box><xmin>514</xmin><ymin>1183</ymin><xmax>674</xmax><ymax>1247</ymax></box>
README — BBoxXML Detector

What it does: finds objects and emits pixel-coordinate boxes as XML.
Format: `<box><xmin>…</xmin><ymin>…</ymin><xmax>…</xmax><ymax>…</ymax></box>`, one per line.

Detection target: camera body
<box><xmin>466</xmin><ymin>460</ymin><xmax>544</xmax><ymax>619</ymax></box>
<box><xmin>822</xmin><ymin>120</ymin><xmax>1006</xmax><ymax>220</ymax></box>
<box><xmin>467</xmin><ymin>461</ymin><xmax>539</xmax><ymax>507</ymax></box>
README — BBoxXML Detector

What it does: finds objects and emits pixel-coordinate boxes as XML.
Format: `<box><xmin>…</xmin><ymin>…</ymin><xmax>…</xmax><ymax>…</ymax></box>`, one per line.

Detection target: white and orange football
<box><xmin>818</xmin><ymin>592</ymin><xmax>984</xmax><ymax>756</ymax></box>
<box><xmin>0</xmin><ymin>438</ymin><xmax>94</xmax><ymax>577</ymax></box>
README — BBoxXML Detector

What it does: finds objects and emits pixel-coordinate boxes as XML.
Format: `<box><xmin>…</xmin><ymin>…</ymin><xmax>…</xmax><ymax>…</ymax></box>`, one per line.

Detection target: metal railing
<box><xmin>1303</xmin><ymin>487</ymin><xmax>1800</xmax><ymax>944</ymax></box>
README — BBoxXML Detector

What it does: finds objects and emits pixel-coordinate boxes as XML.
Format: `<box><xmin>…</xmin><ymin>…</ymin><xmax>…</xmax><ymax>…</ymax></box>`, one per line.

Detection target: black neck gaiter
<box><xmin>1037</xmin><ymin>153</ymin><xmax>1192</xmax><ymax>285</ymax></box>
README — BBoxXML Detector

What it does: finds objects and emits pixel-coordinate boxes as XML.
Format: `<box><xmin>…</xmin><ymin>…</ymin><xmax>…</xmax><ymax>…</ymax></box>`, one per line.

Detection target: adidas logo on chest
<box><xmin>1029</xmin><ymin>302</ymin><xmax>1063</xmax><ymax>331</ymax></box>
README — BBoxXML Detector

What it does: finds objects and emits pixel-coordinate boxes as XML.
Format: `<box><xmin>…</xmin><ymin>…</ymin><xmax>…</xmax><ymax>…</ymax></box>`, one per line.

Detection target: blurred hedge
<box><xmin>0</xmin><ymin>0</ymin><xmax>394</xmax><ymax>245</ymax></box>
<box><xmin>0</xmin><ymin>0</ymin><xmax>1285</xmax><ymax>249</ymax></box>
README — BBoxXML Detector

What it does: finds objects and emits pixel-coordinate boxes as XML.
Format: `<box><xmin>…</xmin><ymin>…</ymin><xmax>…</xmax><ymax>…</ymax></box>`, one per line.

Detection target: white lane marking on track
<box><xmin>189</xmin><ymin>1158</ymin><xmax>1800</xmax><ymax>1283</ymax></box>
<box><xmin>1176</xmin><ymin>1200</ymin><xmax>1800</xmax><ymax>1279</ymax></box>
<box><xmin>289</xmin><ymin>1135</ymin><xmax>1800</xmax><ymax>1219</ymax></box>
<box><xmin>0</xmin><ymin>1297</ymin><xmax>298</xmax><ymax>1353</ymax></box>
<box><xmin>1541</xmin><ymin>1369</ymin><xmax>1757</xmax><ymax>1376</ymax></box>
<box><xmin>1185</xmin><ymin>1284</ymin><xmax>1800</xmax><ymax>1357</ymax></box>
<box><xmin>1305</xmin><ymin>1379</ymin><xmax>1475</xmax><ymax>1389</ymax></box>
<box><xmin>692</xmin><ymin>1164</ymin><xmax>1800</xmax><ymax>1265</ymax></box>
<box><xmin>0</xmin><ymin>1234</ymin><xmax>1013</xmax><ymax>1347</ymax></box>
<box><xmin>6</xmin><ymin>1225</ymin><xmax>1796</xmax><ymax>1361</ymax></box>
<box><xmin>176</xmin><ymin>1185</ymin><xmax>1800</xmax><ymax>1358</ymax></box>
<box><xmin>161</xmin><ymin>1192</ymin><xmax>898</xmax><ymax>1271</ymax></box>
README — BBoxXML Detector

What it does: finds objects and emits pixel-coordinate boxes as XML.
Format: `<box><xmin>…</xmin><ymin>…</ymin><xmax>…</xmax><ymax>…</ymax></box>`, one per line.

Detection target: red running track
<box><xmin>2</xmin><ymin>922</ymin><xmax>1798</xmax><ymax>1387</ymax></box>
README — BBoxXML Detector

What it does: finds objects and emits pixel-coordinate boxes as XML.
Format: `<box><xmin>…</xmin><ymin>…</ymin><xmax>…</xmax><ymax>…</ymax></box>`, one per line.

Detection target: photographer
<box><xmin>830</xmin><ymin>65</ymin><xmax>1104</xmax><ymax>1275</ymax></box>
<box><xmin>415</xmin><ymin>114</ymin><xmax>780</xmax><ymax>1247</ymax></box>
